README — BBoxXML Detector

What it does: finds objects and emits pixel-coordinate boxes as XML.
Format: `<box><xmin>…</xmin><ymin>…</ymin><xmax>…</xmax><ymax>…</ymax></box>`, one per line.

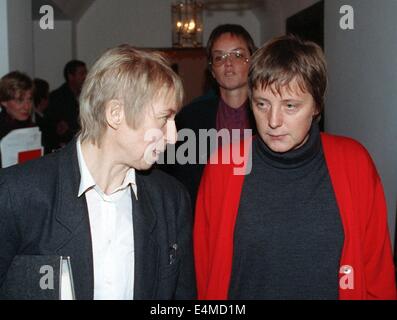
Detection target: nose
<box><xmin>165</xmin><ymin>120</ymin><xmax>177</xmax><ymax>145</ymax></box>
<box><xmin>268</xmin><ymin>106</ymin><xmax>283</xmax><ymax>129</ymax></box>
<box><xmin>224</xmin><ymin>53</ymin><xmax>233</xmax><ymax>66</ymax></box>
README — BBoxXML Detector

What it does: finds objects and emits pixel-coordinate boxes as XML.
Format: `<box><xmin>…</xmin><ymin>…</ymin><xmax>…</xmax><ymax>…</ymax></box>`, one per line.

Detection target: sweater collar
<box><xmin>255</xmin><ymin>123</ymin><xmax>321</xmax><ymax>169</ymax></box>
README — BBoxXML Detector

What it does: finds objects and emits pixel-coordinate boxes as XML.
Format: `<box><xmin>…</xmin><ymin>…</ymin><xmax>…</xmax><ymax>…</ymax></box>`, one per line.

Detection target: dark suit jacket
<box><xmin>44</xmin><ymin>83</ymin><xmax>80</xmax><ymax>151</ymax></box>
<box><xmin>162</xmin><ymin>94</ymin><xmax>256</xmax><ymax>209</ymax></box>
<box><xmin>0</xmin><ymin>139</ymin><xmax>196</xmax><ymax>300</ymax></box>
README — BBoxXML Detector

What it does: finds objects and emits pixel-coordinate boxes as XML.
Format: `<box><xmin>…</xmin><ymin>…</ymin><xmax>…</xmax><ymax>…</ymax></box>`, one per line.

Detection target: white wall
<box><xmin>0</xmin><ymin>0</ymin><xmax>9</xmax><ymax>76</ymax></box>
<box><xmin>325</xmin><ymin>0</ymin><xmax>397</xmax><ymax>241</ymax></box>
<box><xmin>77</xmin><ymin>0</ymin><xmax>262</xmax><ymax>66</ymax></box>
<box><xmin>33</xmin><ymin>20</ymin><xmax>73</xmax><ymax>90</ymax></box>
<box><xmin>6</xmin><ymin>0</ymin><xmax>33</xmax><ymax>75</ymax></box>
<box><xmin>77</xmin><ymin>0</ymin><xmax>169</xmax><ymax>65</ymax></box>
<box><xmin>254</xmin><ymin>0</ymin><xmax>320</xmax><ymax>45</ymax></box>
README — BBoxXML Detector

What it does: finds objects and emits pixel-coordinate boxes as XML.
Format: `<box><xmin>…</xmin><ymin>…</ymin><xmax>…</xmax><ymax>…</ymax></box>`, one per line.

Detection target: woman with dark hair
<box><xmin>0</xmin><ymin>71</ymin><xmax>34</xmax><ymax>140</ymax></box>
<box><xmin>194</xmin><ymin>35</ymin><xmax>396</xmax><ymax>300</ymax></box>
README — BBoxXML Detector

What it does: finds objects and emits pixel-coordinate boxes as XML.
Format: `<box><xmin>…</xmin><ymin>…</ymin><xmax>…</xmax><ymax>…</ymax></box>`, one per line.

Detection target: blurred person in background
<box><xmin>45</xmin><ymin>60</ymin><xmax>87</xmax><ymax>151</ymax></box>
<box><xmin>0</xmin><ymin>71</ymin><xmax>34</xmax><ymax>140</ymax></box>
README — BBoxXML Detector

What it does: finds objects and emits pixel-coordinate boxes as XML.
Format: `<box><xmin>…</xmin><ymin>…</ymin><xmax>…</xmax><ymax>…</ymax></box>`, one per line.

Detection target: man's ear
<box><xmin>105</xmin><ymin>99</ymin><xmax>124</xmax><ymax>130</ymax></box>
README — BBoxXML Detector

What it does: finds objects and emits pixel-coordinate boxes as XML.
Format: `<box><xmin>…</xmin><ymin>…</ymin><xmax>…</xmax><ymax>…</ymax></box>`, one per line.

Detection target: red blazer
<box><xmin>194</xmin><ymin>133</ymin><xmax>396</xmax><ymax>300</ymax></box>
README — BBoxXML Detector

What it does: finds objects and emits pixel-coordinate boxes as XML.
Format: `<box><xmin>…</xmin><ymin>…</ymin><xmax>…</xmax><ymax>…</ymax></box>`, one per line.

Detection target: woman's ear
<box><xmin>1</xmin><ymin>100</ymin><xmax>10</xmax><ymax>110</ymax></box>
<box><xmin>105</xmin><ymin>99</ymin><xmax>124</xmax><ymax>130</ymax></box>
<box><xmin>313</xmin><ymin>104</ymin><xmax>320</xmax><ymax>117</ymax></box>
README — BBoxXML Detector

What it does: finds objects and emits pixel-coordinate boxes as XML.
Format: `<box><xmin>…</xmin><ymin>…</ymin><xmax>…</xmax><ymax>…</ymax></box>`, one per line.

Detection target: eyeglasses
<box><xmin>210</xmin><ymin>50</ymin><xmax>249</xmax><ymax>67</ymax></box>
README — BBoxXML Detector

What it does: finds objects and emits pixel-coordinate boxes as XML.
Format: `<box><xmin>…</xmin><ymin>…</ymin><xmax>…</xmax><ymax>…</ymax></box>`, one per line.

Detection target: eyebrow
<box><xmin>252</xmin><ymin>96</ymin><xmax>303</xmax><ymax>103</ymax></box>
<box><xmin>281</xmin><ymin>99</ymin><xmax>303</xmax><ymax>103</ymax></box>
<box><xmin>212</xmin><ymin>47</ymin><xmax>247</xmax><ymax>53</ymax></box>
<box><xmin>252</xmin><ymin>96</ymin><xmax>270</xmax><ymax>102</ymax></box>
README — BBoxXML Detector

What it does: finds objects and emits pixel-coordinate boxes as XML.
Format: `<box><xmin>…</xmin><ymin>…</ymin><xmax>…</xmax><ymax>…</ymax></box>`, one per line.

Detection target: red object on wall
<box><xmin>18</xmin><ymin>149</ymin><xmax>42</xmax><ymax>164</ymax></box>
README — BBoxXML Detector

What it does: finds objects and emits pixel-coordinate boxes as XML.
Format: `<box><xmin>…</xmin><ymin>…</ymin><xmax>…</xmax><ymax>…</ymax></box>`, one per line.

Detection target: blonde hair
<box><xmin>79</xmin><ymin>44</ymin><xmax>183</xmax><ymax>145</ymax></box>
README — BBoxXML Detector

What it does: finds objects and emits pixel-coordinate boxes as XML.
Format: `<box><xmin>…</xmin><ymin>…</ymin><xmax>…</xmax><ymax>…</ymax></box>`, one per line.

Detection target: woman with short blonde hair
<box><xmin>79</xmin><ymin>45</ymin><xmax>183</xmax><ymax>146</ymax></box>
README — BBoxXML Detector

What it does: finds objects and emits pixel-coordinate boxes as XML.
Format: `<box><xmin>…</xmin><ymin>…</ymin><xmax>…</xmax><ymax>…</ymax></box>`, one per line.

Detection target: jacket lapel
<box><xmin>50</xmin><ymin>141</ymin><xmax>161</xmax><ymax>300</ymax></box>
<box><xmin>53</xmin><ymin>140</ymin><xmax>94</xmax><ymax>300</ymax></box>
<box><xmin>132</xmin><ymin>172</ymin><xmax>159</xmax><ymax>300</ymax></box>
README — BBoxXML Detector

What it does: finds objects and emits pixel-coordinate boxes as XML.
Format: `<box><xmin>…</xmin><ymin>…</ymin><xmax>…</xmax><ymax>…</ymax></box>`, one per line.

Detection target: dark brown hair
<box><xmin>207</xmin><ymin>24</ymin><xmax>256</xmax><ymax>65</ymax></box>
<box><xmin>249</xmin><ymin>35</ymin><xmax>327</xmax><ymax>119</ymax></box>
<box><xmin>33</xmin><ymin>78</ymin><xmax>49</xmax><ymax>106</ymax></box>
<box><xmin>64</xmin><ymin>60</ymin><xmax>86</xmax><ymax>82</ymax></box>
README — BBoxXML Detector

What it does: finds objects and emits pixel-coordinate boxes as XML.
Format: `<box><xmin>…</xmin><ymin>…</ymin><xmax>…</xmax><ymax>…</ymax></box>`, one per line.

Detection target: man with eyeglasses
<box><xmin>162</xmin><ymin>24</ymin><xmax>257</xmax><ymax>209</ymax></box>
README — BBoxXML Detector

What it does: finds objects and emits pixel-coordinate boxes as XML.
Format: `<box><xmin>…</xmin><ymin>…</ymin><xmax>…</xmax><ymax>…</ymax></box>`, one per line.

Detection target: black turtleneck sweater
<box><xmin>0</xmin><ymin>107</ymin><xmax>34</xmax><ymax>140</ymax></box>
<box><xmin>228</xmin><ymin>124</ymin><xmax>344</xmax><ymax>300</ymax></box>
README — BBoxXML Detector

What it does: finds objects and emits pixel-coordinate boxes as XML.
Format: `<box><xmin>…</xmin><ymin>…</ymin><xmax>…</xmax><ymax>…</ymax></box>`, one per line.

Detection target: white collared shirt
<box><xmin>76</xmin><ymin>138</ymin><xmax>137</xmax><ymax>300</ymax></box>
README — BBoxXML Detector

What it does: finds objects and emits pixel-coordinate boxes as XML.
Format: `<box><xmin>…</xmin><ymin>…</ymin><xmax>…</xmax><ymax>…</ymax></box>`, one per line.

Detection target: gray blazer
<box><xmin>0</xmin><ymin>139</ymin><xmax>196</xmax><ymax>300</ymax></box>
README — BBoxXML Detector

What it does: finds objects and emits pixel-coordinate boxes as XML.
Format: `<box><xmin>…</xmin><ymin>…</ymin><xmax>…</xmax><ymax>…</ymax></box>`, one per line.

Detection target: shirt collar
<box><xmin>76</xmin><ymin>137</ymin><xmax>138</xmax><ymax>199</ymax></box>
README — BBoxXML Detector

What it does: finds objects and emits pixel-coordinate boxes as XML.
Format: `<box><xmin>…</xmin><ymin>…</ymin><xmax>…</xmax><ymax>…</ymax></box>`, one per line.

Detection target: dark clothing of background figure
<box><xmin>0</xmin><ymin>138</ymin><xmax>196</xmax><ymax>300</ymax></box>
<box><xmin>32</xmin><ymin>111</ymin><xmax>46</xmax><ymax>131</ymax></box>
<box><xmin>0</xmin><ymin>106</ymin><xmax>35</xmax><ymax>140</ymax></box>
<box><xmin>161</xmin><ymin>94</ymin><xmax>257</xmax><ymax>210</ymax></box>
<box><xmin>44</xmin><ymin>83</ymin><xmax>80</xmax><ymax>152</ymax></box>
<box><xmin>32</xmin><ymin>111</ymin><xmax>50</xmax><ymax>151</ymax></box>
